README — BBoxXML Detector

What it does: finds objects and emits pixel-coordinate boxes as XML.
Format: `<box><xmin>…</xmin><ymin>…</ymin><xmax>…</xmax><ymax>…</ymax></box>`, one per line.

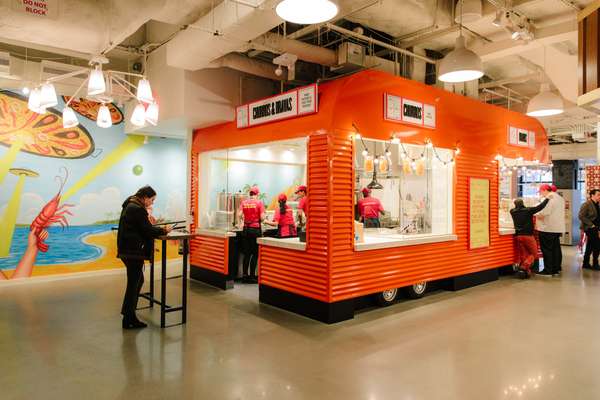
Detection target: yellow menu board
<box><xmin>469</xmin><ymin>178</ymin><xmax>490</xmax><ymax>249</ymax></box>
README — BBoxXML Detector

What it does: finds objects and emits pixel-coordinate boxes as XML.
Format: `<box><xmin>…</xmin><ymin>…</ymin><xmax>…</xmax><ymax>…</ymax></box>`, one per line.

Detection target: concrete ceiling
<box><xmin>0</xmin><ymin>0</ymin><xmax>597</xmax><ymax>144</ymax></box>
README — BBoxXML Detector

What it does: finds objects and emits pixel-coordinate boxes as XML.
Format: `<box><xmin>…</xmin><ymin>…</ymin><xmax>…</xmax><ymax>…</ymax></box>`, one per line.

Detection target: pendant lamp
<box><xmin>39</xmin><ymin>82</ymin><xmax>58</xmax><ymax>108</ymax></box>
<box><xmin>136</xmin><ymin>79</ymin><xmax>154</xmax><ymax>104</ymax></box>
<box><xmin>88</xmin><ymin>66</ymin><xmax>106</xmax><ymax>96</ymax></box>
<box><xmin>526</xmin><ymin>83</ymin><xmax>564</xmax><ymax>117</ymax></box>
<box><xmin>145</xmin><ymin>102</ymin><xmax>159</xmax><ymax>126</ymax></box>
<box><xmin>97</xmin><ymin>104</ymin><xmax>113</xmax><ymax>128</ymax></box>
<box><xmin>131</xmin><ymin>103</ymin><xmax>146</xmax><ymax>127</ymax></box>
<box><xmin>62</xmin><ymin>106</ymin><xmax>79</xmax><ymax>128</ymax></box>
<box><xmin>526</xmin><ymin>47</ymin><xmax>564</xmax><ymax>117</ymax></box>
<box><xmin>27</xmin><ymin>88</ymin><xmax>45</xmax><ymax>114</ymax></box>
<box><xmin>276</xmin><ymin>0</ymin><xmax>338</xmax><ymax>24</ymax></box>
<box><xmin>439</xmin><ymin>0</ymin><xmax>484</xmax><ymax>83</ymax></box>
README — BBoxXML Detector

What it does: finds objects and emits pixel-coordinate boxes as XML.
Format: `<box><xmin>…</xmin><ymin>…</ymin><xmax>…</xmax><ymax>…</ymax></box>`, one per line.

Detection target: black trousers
<box><xmin>121</xmin><ymin>258</ymin><xmax>144</xmax><ymax>319</ymax></box>
<box><xmin>584</xmin><ymin>228</ymin><xmax>600</xmax><ymax>267</ymax></box>
<box><xmin>538</xmin><ymin>232</ymin><xmax>562</xmax><ymax>274</ymax></box>
<box><xmin>364</xmin><ymin>218</ymin><xmax>381</xmax><ymax>228</ymax></box>
<box><xmin>242</xmin><ymin>227</ymin><xmax>261</xmax><ymax>278</ymax></box>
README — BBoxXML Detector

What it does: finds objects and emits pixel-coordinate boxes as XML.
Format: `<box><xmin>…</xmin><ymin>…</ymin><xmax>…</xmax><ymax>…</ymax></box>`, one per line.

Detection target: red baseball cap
<box><xmin>295</xmin><ymin>185</ymin><xmax>307</xmax><ymax>193</ymax></box>
<box><xmin>278</xmin><ymin>193</ymin><xmax>287</xmax><ymax>202</ymax></box>
<box><xmin>361</xmin><ymin>187</ymin><xmax>371</xmax><ymax>195</ymax></box>
<box><xmin>249</xmin><ymin>186</ymin><xmax>260</xmax><ymax>195</ymax></box>
<box><xmin>551</xmin><ymin>184</ymin><xmax>557</xmax><ymax>192</ymax></box>
<box><xmin>539</xmin><ymin>184</ymin><xmax>552</xmax><ymax>192</ymax></box>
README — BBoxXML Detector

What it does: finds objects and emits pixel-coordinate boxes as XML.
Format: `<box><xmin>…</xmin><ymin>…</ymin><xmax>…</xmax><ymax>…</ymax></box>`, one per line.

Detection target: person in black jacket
<box><xmin>117</xmin><ymin>186</ymin><xmax>171</xmax><ymax>329</ymax></box>
<box><xmin>510</xmin><ymin>197</ymin><xmax>549</xmax><ymax>278</ymax></box>
<box><xmin>579</xmin><ymin>189</ymin><xmax>600</xmax><ymax>270</ymax></box>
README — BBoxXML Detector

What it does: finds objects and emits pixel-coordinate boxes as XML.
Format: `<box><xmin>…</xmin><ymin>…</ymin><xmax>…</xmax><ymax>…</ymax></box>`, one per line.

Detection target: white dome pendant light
<box><xmin>439</xmin><ymin>0</ymin><xmax>484</xmax><ymax>83</ymax></box>
<box><xmin>276</xmin><ymin>0</ymin><xmax>338</xmax><ymax>24</ymax></box>
<box><xmin>526</xmin><ymin>47</ymin><xmax>564</xmax><ymax>117</ymax></box>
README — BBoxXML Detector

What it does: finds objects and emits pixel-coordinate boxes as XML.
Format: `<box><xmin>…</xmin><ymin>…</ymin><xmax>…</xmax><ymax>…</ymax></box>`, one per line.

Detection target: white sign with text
<box><xmin>237</xmin><ymin>84</ymin><xmax>318</xmax><ymax>128</ymax></box>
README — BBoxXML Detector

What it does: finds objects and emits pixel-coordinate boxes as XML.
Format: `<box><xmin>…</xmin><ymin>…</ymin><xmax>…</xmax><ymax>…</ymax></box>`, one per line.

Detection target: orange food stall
<box><xmin>190</xmin><ymin>70</ymin><xmax>549</xmax><ymax>323</ymax></box>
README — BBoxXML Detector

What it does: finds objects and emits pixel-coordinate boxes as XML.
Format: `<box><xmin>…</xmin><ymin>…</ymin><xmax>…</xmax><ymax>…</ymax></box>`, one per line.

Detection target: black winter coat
<box><xmin>117</xmin><ymin>196</ymin><xmax>165</xmax><ymax>260</ymax></box>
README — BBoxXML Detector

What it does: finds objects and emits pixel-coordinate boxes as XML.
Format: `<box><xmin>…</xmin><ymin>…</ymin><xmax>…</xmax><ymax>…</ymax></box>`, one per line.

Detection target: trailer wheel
<box><xmin>402</xmin><ymin>281</ymin><xmax>427</xmax><ymax>299</ymax></box>
<box><xmin>375</xmin><ymin>288</ymin><xmax>399</xmax><ymax>306</ymax></box>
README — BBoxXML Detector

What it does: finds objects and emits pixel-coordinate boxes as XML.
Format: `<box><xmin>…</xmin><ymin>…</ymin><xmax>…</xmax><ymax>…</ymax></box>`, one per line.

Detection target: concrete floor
<box><xmin>2</xmin><ymin>247</ymin><xmax>600</xmax><ymax>400</ymax></box>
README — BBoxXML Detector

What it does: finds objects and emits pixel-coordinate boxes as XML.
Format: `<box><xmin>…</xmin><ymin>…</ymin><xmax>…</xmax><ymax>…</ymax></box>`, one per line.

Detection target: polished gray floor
<box><xmin>2</xmin><ymin>247</ymin><xmax>600</xmax><ymax>399</ymax></box>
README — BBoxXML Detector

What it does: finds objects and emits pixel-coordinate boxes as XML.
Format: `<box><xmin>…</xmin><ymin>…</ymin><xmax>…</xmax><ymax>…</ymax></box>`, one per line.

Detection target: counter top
<box><xmin>257</xmin><ymin>237</ymin><xmax>306</xmax><ymax>251</ymax></box>
<box><xmin>499</xmin><ymin>228</ymin><xmax>516</xmax><ymax>236</ymax></box>
<box><xmin>196</xmin><ymin>228</ymin><xmax>238</xmax><ymax>238</ymax></box>
<box><xmin>355</xmin><ymin>233</ymin><xmax>458</xmax><ymax>251</ymax></box>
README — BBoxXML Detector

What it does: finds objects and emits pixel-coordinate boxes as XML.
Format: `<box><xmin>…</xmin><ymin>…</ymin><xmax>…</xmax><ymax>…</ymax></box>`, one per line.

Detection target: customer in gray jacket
<box><xmin>579</xmin><ymin>189</ymin><xmax>600</xmax><ymax>270</ymax></box>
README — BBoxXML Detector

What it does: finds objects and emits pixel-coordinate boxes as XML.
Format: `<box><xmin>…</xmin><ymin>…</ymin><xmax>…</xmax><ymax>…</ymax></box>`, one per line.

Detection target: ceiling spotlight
<box><xmin>276</xmin><ymin>0</ymin><xmax>338</xmax><ymax>24</ymax></box>
<box><xmin>492</xmin><ymin>10</ymin><xmax>503</xmax><ymax>27</ymax></box>
<box><xmin>275</xmin><ymin>66</ymin><xmax>283</xmax><ymax>76</ymax></box>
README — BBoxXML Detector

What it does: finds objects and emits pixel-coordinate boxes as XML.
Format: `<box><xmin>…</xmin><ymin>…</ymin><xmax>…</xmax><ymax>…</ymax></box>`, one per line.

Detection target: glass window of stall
<box><xmin>498</xmin><ymin>159</ymin><xmax>553</xmax><ymax>230</ymax></box>
<box><xmin>198</xmin><ymin>138</ymin><xmax>308</xmax><ymax>232</ymax></box>
<box><xmin>353</xmin><ymin>137</ymin><xmax>454</xmax><ymax>238</ymax></box>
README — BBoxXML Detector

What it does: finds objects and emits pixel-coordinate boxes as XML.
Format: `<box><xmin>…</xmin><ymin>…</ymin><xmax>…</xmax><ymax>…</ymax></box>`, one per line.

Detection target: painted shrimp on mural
<box><xmin>30</xmin><ymin>167</ymin><xmax>74</xmax><ymax>252</ymax></box>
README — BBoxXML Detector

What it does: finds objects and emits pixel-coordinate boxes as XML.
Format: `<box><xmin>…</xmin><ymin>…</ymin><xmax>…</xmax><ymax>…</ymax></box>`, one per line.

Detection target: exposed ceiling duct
<box><xmin>166</xmin><ymin>0</ymin><xmax>282</xmax><ymax>71</ymax></box>
<box><xmin>207</xmin><ymin>53</ymin><xmax>288</xmax><ymax>81</ymax></box>
<box><xmin>250</xmin><ymin>32</ymin><xmax>338</xmax><ymax>66</ymax></box>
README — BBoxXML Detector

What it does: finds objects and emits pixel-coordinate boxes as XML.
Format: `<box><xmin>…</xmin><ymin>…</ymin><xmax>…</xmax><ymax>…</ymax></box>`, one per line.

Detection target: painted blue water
<box><xmin>0</xmin><ymin>225</ymin><xmax>113</xmax><ymax>270</ymax></box>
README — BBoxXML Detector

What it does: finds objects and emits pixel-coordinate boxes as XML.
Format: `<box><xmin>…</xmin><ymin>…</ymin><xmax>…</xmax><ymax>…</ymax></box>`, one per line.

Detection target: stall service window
<box><xmin>198</xmin><ymin>138</ymin><xmax>307</xmax><ymax>232</ymax></box>
<box><xmin>498</xmin><ymin>160</ymin><xmax>552</xmax><ymax>230</ymax></box>
<box><xmin>354</xmin><ymin>138</ymin><xmax>454</xmax><ymax>238</ymax></box>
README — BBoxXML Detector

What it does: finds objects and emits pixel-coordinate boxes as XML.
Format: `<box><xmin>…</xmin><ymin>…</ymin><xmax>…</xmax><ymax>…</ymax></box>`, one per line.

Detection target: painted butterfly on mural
<box><xmin>0</xmin><ymin>91</ymin><xmax>95</xmax><ymax>159</ymax></box>
<box><xmin>62</xmin><ymin>96</ymin><xmax>124</xmax><ymax>124</ymax></box>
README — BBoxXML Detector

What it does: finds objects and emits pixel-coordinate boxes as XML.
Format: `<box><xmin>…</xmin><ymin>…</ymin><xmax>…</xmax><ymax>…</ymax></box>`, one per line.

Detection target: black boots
<box><xmin>122</xmin><ymin>316</ymin><xmax>148</xmax><ymax>329</ymax></box>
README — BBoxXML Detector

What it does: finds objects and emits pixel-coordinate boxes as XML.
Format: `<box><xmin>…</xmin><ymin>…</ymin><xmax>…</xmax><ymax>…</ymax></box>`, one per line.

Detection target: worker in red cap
<box><xmin>535</xmin><ymin>183</ymin><xmax>565</xmax><ymax>276</ymax></box>
<box><xmin>295</xmin><ymin>185</ymin><xmax>308</xmax><ymax>228</ymax></box>
<box><xmin>265</xmin><ymin>193</ymin><xmax>297</xmax><ymax>238</ymax></box>
<box><xmin>358</xmin><ymin>187</ymin><xmax>385</xmax><ymax>228</ymax></box>
<box><xmin>237</xmin><ymin>186</ymin><xmax>265</xmax><ymax>283</ymax></box>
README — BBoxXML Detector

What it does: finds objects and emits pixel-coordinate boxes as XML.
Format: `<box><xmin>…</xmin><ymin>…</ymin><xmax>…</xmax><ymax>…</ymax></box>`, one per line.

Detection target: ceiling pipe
<box><xmin>479</xmin><ymin>72</ymin><xmax>539</xmax><ymax>88</ymax></box>
<box><xmin>324</xmin><ymin>23</ymin><xmax>438</xmax><ymax>64</ymax></box>
<box><xmin>250</xmin><ymin>33</ymin><xmax>337</xmax><ymax>66</ymax></box>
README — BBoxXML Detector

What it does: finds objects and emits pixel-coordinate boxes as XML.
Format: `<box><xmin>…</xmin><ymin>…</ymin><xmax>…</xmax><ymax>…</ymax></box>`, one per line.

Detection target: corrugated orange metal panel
<box><xmin>259</xmin><ymin>133</ymin><xmax>330</xmax><ymax>302</ymax></box>
<box><xmin>329</xmin><ymin>130</ymin><xmax>517</xmax><ymax>302</ymax></box>
<box><xmin>190</xmin><ymin>235</ymin><xmax>229</xmax><ymax>274</ymax></box>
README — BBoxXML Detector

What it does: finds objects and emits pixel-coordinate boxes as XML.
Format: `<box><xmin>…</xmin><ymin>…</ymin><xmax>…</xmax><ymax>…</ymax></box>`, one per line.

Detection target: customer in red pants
<box><xmin>510</xmin><ymin>197</ymin><xmax>549</xmax><ymax>277</ymax></box>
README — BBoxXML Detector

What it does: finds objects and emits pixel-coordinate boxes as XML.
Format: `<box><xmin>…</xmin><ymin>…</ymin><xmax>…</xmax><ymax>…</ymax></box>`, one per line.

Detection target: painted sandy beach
<box><xmin>0</xmin><ymin>230</ymin><xmax>181</xmax><ymax>278</ymax></box>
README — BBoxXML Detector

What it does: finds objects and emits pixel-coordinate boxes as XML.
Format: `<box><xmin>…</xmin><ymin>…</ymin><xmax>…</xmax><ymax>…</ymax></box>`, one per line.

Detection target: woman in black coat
<box><xmin>117</xmin><ymin>186</ymin><xmax>171</xmax><ymax>329</ymax></box>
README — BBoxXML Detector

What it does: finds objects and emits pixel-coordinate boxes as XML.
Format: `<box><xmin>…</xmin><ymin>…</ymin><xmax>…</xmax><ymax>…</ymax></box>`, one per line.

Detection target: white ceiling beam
<box><xmin>471</xmin><ymin>20</ymin><xmax>577</xmax><ymax>62</ymax></box>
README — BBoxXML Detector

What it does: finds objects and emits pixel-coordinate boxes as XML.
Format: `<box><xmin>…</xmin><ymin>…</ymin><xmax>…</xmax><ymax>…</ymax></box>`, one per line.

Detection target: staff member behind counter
<box><xmin>295</xmin><ymin>185</ymin><xmax>307</xmax><ymax>228</ymax></box>
<box><xmin>265</xmin><ymin>194</ymin><xmax>297</xmax><ymax>238</ymax></box>
<box><xmin>237</xmin><ymin>186</ymin><xmax>265</xmax><ymax>284</ymax></box>
<box><xmin>358</xmin><ymin>187</ymin><xmax>385</xmax><ymax>228</ymax></box>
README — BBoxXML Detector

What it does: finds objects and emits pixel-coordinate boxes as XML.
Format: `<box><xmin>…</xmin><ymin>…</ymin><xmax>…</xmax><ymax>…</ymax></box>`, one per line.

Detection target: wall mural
<box><xmin>0</xmin><ymin>90</ymin><xmax>186</xmax><ymax>280</ymax></box>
